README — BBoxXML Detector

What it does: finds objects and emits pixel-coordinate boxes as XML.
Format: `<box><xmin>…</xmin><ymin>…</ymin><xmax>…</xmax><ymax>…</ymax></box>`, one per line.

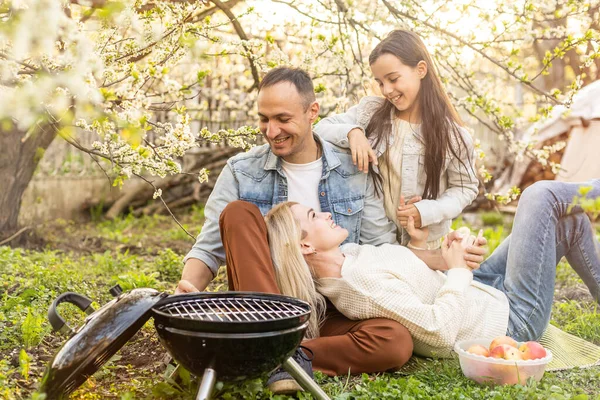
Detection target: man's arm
<box><xmin>176</xmin><ymin>259</ymin><xmax>214</xmax><ymax>293</ymax></box>
<box><xmin>178</xmin><ymin>164</ymin><xmax>239</xmax><ymax>292</ymax></box>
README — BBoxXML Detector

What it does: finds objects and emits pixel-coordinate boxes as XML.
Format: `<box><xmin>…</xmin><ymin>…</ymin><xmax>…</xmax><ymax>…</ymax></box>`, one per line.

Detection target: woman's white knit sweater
<box><xmin>317</xmin><ymin>243</ymin><xmax>510</xmax><ymax>357</ymax></box>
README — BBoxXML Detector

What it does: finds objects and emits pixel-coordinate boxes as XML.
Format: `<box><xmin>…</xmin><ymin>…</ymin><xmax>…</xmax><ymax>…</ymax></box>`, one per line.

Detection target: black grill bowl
<box><xmin>151</xmin><ymin>292</ymin><xmax>311</xmax><ymax>380</ymax></box>
<box><xmin>155</xmin><ymin>322</ymin><xmax>308</xmax><ymax>380</ymax></box>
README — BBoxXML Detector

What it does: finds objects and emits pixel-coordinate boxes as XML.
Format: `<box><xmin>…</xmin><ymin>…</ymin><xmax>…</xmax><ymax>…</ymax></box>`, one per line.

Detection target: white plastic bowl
<box><xmin>454</xmin><ymin>339</ymin><xmax>553</xmax><ymax>385</ymax></box>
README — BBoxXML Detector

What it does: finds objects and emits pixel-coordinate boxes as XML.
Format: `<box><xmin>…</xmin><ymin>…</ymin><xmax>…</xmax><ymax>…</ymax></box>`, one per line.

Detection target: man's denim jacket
<box><xmin>184</xmin><ymin>134</ymin><xmax>397</xmax><ymax>277</ymax></box>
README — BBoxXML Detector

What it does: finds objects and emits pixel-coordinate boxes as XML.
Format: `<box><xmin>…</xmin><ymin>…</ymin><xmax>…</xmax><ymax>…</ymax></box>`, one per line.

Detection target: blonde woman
<box><xmin>265</xmin><ymin>180</ymin><xmax>600</xmax><ymax>357</ymax></box>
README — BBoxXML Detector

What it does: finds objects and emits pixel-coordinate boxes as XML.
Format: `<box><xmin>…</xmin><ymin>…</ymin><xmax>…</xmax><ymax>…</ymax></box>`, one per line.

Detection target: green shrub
<box><xmin>483</xmin><ymin>226</ymin><xmax>505</xmax><ymax>254</ymax></box>
<box><xmin>111</xmin><ymin>271</ymin><xmax>161</xmax><ymax>292</ymax></box>
<box><xmin>481</xmin><ymin>211</ymin><xmax>504</xmax><ymax>226</ymax></box>
<box><xmin>155</xmin><ymin>249</ymin><xmax>184</xmax><ymax>284</ymax></box>
<box><xmin>21</xmin><ymin>308</ymin><xmax>45</xmax><ymax>349</ymax></box>
<box><xmin>451</xmin><ymin>216</ymin><xmax>466</xmax><ymax>230</ymax></box>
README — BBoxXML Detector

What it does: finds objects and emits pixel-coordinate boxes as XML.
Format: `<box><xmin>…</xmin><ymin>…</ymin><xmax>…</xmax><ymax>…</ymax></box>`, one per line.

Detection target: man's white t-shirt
<box><xmin>281</xmin><ymin>157</ymin><xmax>323</xmax><ymax>212</ymax></box>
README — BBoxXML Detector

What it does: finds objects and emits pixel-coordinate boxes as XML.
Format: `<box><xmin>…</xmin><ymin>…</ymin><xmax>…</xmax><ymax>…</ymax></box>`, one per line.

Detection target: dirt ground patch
<box><xmin>12</xmin><ymin>214</ymin><xmax>199</xmax><ymax>256</ymax></box>
<box><xmin>117</xmin><ymin>329</ymin><xmax>169</xmax><ymax>369</ymax></box>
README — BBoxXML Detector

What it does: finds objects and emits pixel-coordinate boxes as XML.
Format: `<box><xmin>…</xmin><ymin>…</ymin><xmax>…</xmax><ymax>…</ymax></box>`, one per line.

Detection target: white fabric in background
<box><xmin>556</xmin><ymin>121</ymin><xmax>600</xmax><ymax>182</ymax></box>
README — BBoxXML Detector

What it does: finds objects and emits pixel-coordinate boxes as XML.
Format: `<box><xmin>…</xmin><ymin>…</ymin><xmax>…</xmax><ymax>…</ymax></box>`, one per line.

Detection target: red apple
<box><xmin>467</xmin><ymin>344</ymin><xmax>490</xmax><ymax>357</ymax></box>
<box><xmin>519</xmin><ymin>341</ymin><xmax>547</xmax><ymax>360</ymax></box>
<box><xmin>489</xmin><ymin>335</ymin><xmax>518</xmax><ymax>351</ymax></box>
<box><xmin>489</xmin><ymin>344</ymin><xmax>523</xmax><ymax>360</ymax></box>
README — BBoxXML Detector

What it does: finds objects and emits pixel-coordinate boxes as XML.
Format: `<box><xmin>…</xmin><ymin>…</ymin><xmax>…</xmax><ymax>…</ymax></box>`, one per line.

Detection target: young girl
<box><xmin>264</xmin><ymin>180</ymin><xmax>600</xmax><ymax>357</ymax></box>
<box><xmin>314</xmin><ymin>30</ymin><xmax>478</xmax><ymax>249</ymax></box>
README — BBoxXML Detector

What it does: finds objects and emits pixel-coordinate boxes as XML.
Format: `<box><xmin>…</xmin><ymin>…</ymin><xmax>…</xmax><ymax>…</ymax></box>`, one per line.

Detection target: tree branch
<box><xmin>380</xmin><ymin>0</ymin><xmax>560</xmax><ymax>103</ymax></box>
<box><xmin>271</xmin><ymin>0</ymin><xmax>343</xmax><ymax>25</ymax></box>
<box><xmin>133</xmin><ymin>173</ymin><xmax>196</xmax><ymax>241</ymax></box>
<box><xmin>210</xmin><ymin>0</ymin><xmax>261</xmax><ymax>91</ymax></box>
<box><xmin>0</xmin><ymin>226</ymin><xmax>31</xmax><ymax>246</ymax></box>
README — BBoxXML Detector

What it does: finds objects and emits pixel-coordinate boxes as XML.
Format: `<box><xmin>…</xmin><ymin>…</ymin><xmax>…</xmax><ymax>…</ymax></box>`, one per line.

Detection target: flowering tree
<box><xmin>1</xmin><ymin>0</ymin><xmax>598</xmax><ymax>237</ymax></box>
<box><xmin>0</xmin><ymin>0</ymin><xmax>261</xmax><ymax>237</ymax></box>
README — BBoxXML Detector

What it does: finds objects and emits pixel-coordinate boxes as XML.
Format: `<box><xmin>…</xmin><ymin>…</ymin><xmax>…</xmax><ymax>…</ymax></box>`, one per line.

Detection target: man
<box><xmin>176</xmin><ymin>67</ymin><xmax>484</xmax><ymax>393</ymax></box>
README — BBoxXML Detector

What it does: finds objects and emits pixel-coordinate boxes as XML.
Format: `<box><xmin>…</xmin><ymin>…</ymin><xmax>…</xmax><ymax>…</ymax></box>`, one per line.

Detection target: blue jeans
<box><xmin>473</xmin><ymin>180</ymin><xmax>600</xmax><ymax>341</ymax></box>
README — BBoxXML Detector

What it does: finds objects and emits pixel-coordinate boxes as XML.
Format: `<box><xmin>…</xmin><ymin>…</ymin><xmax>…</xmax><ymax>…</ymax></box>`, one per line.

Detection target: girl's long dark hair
<box><xmin>367</xmin><ymin>30</ymin><xmax>471</xmax><ymax>199</ymax></box>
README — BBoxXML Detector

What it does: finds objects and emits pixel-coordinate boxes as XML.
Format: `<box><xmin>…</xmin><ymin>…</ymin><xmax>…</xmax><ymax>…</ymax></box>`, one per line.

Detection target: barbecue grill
<box><xmin>40</xmin><ymin>288</ymin><xmax>330</xmax><ymax>400</ymax></box>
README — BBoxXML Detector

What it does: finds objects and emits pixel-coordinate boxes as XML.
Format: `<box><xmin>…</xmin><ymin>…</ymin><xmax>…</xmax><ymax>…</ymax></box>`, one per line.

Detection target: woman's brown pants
<box><xmin>219</xmin><ymin>201</ymin><xmax>413</xmax><ymax>376</ymax></box>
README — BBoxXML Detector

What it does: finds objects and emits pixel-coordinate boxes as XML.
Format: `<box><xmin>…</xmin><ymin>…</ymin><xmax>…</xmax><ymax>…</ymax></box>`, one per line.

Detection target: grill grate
<box><xmin>156</xmin><ymin>297</ymin><xmax>308</xmax><ymax>322</ymax></box>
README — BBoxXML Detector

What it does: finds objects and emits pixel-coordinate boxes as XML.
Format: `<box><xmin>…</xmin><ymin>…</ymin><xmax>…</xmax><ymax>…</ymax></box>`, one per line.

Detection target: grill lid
<box><xmin>40</xmin><ymin>287</ymin><xmax>167</xmax><ymax>400</ymax></box>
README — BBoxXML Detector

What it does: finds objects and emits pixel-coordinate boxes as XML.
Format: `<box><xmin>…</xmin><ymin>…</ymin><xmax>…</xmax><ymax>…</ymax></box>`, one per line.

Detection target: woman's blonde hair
<box><xmin>264</xmin><ymin>202</ymin><xmax>326</xmax><ymax>339</ymax></box>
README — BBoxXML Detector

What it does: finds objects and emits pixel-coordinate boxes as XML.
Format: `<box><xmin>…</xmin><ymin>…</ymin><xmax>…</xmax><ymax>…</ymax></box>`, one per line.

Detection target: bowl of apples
<box><xmin>454</xmin><ymin>335</ymin><xmax>552</xmax><ymax>385</ymax></box>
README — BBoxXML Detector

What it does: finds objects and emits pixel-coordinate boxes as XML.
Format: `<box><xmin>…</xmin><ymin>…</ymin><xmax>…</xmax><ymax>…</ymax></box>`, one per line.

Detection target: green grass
<box><xmin>552</xmin><ymin>301</ymin><xmax>600</xmax><ymax>344</ymax></box>
<box><xmin>1</xmin><ymin>211</ymin><xmax>599</xmax><ymax>399</ymax></box>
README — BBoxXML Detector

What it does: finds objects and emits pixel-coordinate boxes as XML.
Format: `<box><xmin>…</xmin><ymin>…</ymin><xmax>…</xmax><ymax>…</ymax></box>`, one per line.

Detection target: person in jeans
<box><xmin>264</xmin><ymin>179</ymin><xmax>600</xmax><ymax>357</ymax></box>
<box><xmin>176</xmin><ymin>67</ymin><xmax>486</xmax><ymax>393</ymax></box>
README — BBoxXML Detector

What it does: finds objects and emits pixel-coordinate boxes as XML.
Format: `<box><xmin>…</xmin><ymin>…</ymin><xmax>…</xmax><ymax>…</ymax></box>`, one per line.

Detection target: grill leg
<box><xmin>195</xmin><ymin>368</ymin><xmax>217</xmax><ymax>400</ymax></box>
<box><xmin>282</xmin><ymin>357</ymin><xmax>331</xmax><ymax>400</ymax></box>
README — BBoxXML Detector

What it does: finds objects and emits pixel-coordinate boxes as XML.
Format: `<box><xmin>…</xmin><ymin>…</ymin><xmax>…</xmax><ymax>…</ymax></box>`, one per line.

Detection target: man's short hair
<box><xmin>258</xmin><ymin>67</ymin><xmax>316</xmax><ymax>110</ymax></box>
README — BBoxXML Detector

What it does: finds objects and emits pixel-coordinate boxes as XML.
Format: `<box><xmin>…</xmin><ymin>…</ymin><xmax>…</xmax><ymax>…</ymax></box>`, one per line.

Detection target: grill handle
<box><xmin>48</xmin><ymin>292</ymin><xmax>95</xmax><ymax>335</ymax></box>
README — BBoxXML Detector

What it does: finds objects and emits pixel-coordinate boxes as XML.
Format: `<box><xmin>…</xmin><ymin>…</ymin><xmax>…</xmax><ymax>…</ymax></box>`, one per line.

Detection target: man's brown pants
<box><xmin>219</xmin><ymin>201</ymin><xmax>413</xmax><ymax>376</ymax></box>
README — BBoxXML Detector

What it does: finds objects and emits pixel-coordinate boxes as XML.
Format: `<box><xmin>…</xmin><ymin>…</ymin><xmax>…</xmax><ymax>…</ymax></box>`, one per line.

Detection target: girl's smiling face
<box><xmin>370</xmin><ymin>53</ymin><xmax>427</xmax><ymax>122</ymax></box>
<box><xmin>291</xmin><ymin>203</ymin><xmax>348</xmax><ymax>254</ymax></box>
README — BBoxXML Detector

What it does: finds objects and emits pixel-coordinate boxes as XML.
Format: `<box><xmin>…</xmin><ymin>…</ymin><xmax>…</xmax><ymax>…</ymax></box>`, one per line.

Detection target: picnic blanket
<box><xmin>540</xmin><ymin>324</ymin><xmax>600</xmax><ymax>371</ymax></box>
<box><xmin>398</xmin><ymin>324</ymin><xmax>600</xmax><ymax>375</ymax></box>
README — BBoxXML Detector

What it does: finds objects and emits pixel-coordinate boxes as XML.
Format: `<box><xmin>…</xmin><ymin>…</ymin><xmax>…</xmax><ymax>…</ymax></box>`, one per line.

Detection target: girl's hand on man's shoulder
<box><xmin>348</xmin><ymin>128</ymin><xmax>377</xmax><ymax>173</ymax></box>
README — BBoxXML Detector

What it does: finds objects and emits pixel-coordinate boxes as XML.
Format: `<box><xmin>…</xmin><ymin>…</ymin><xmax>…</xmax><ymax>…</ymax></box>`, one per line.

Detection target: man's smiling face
<box><xmin>257</xmin><ymin>81</ymin><xmax>318</xmax><ymax>164</ymax></box>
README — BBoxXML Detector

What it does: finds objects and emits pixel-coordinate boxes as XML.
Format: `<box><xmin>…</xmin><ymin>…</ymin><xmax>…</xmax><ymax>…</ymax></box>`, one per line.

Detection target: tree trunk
<box><xmin>0</xmin><ymin>124</ymin><xmax>57</xmax><ymax>239</ymax></box>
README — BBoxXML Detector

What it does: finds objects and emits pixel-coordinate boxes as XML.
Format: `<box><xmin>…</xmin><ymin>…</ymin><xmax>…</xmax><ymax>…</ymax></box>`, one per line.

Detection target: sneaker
<box><xmin>267</xmin><ymin>346</ymin><xmax>314</xmax><ymax>395</ymax></box>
